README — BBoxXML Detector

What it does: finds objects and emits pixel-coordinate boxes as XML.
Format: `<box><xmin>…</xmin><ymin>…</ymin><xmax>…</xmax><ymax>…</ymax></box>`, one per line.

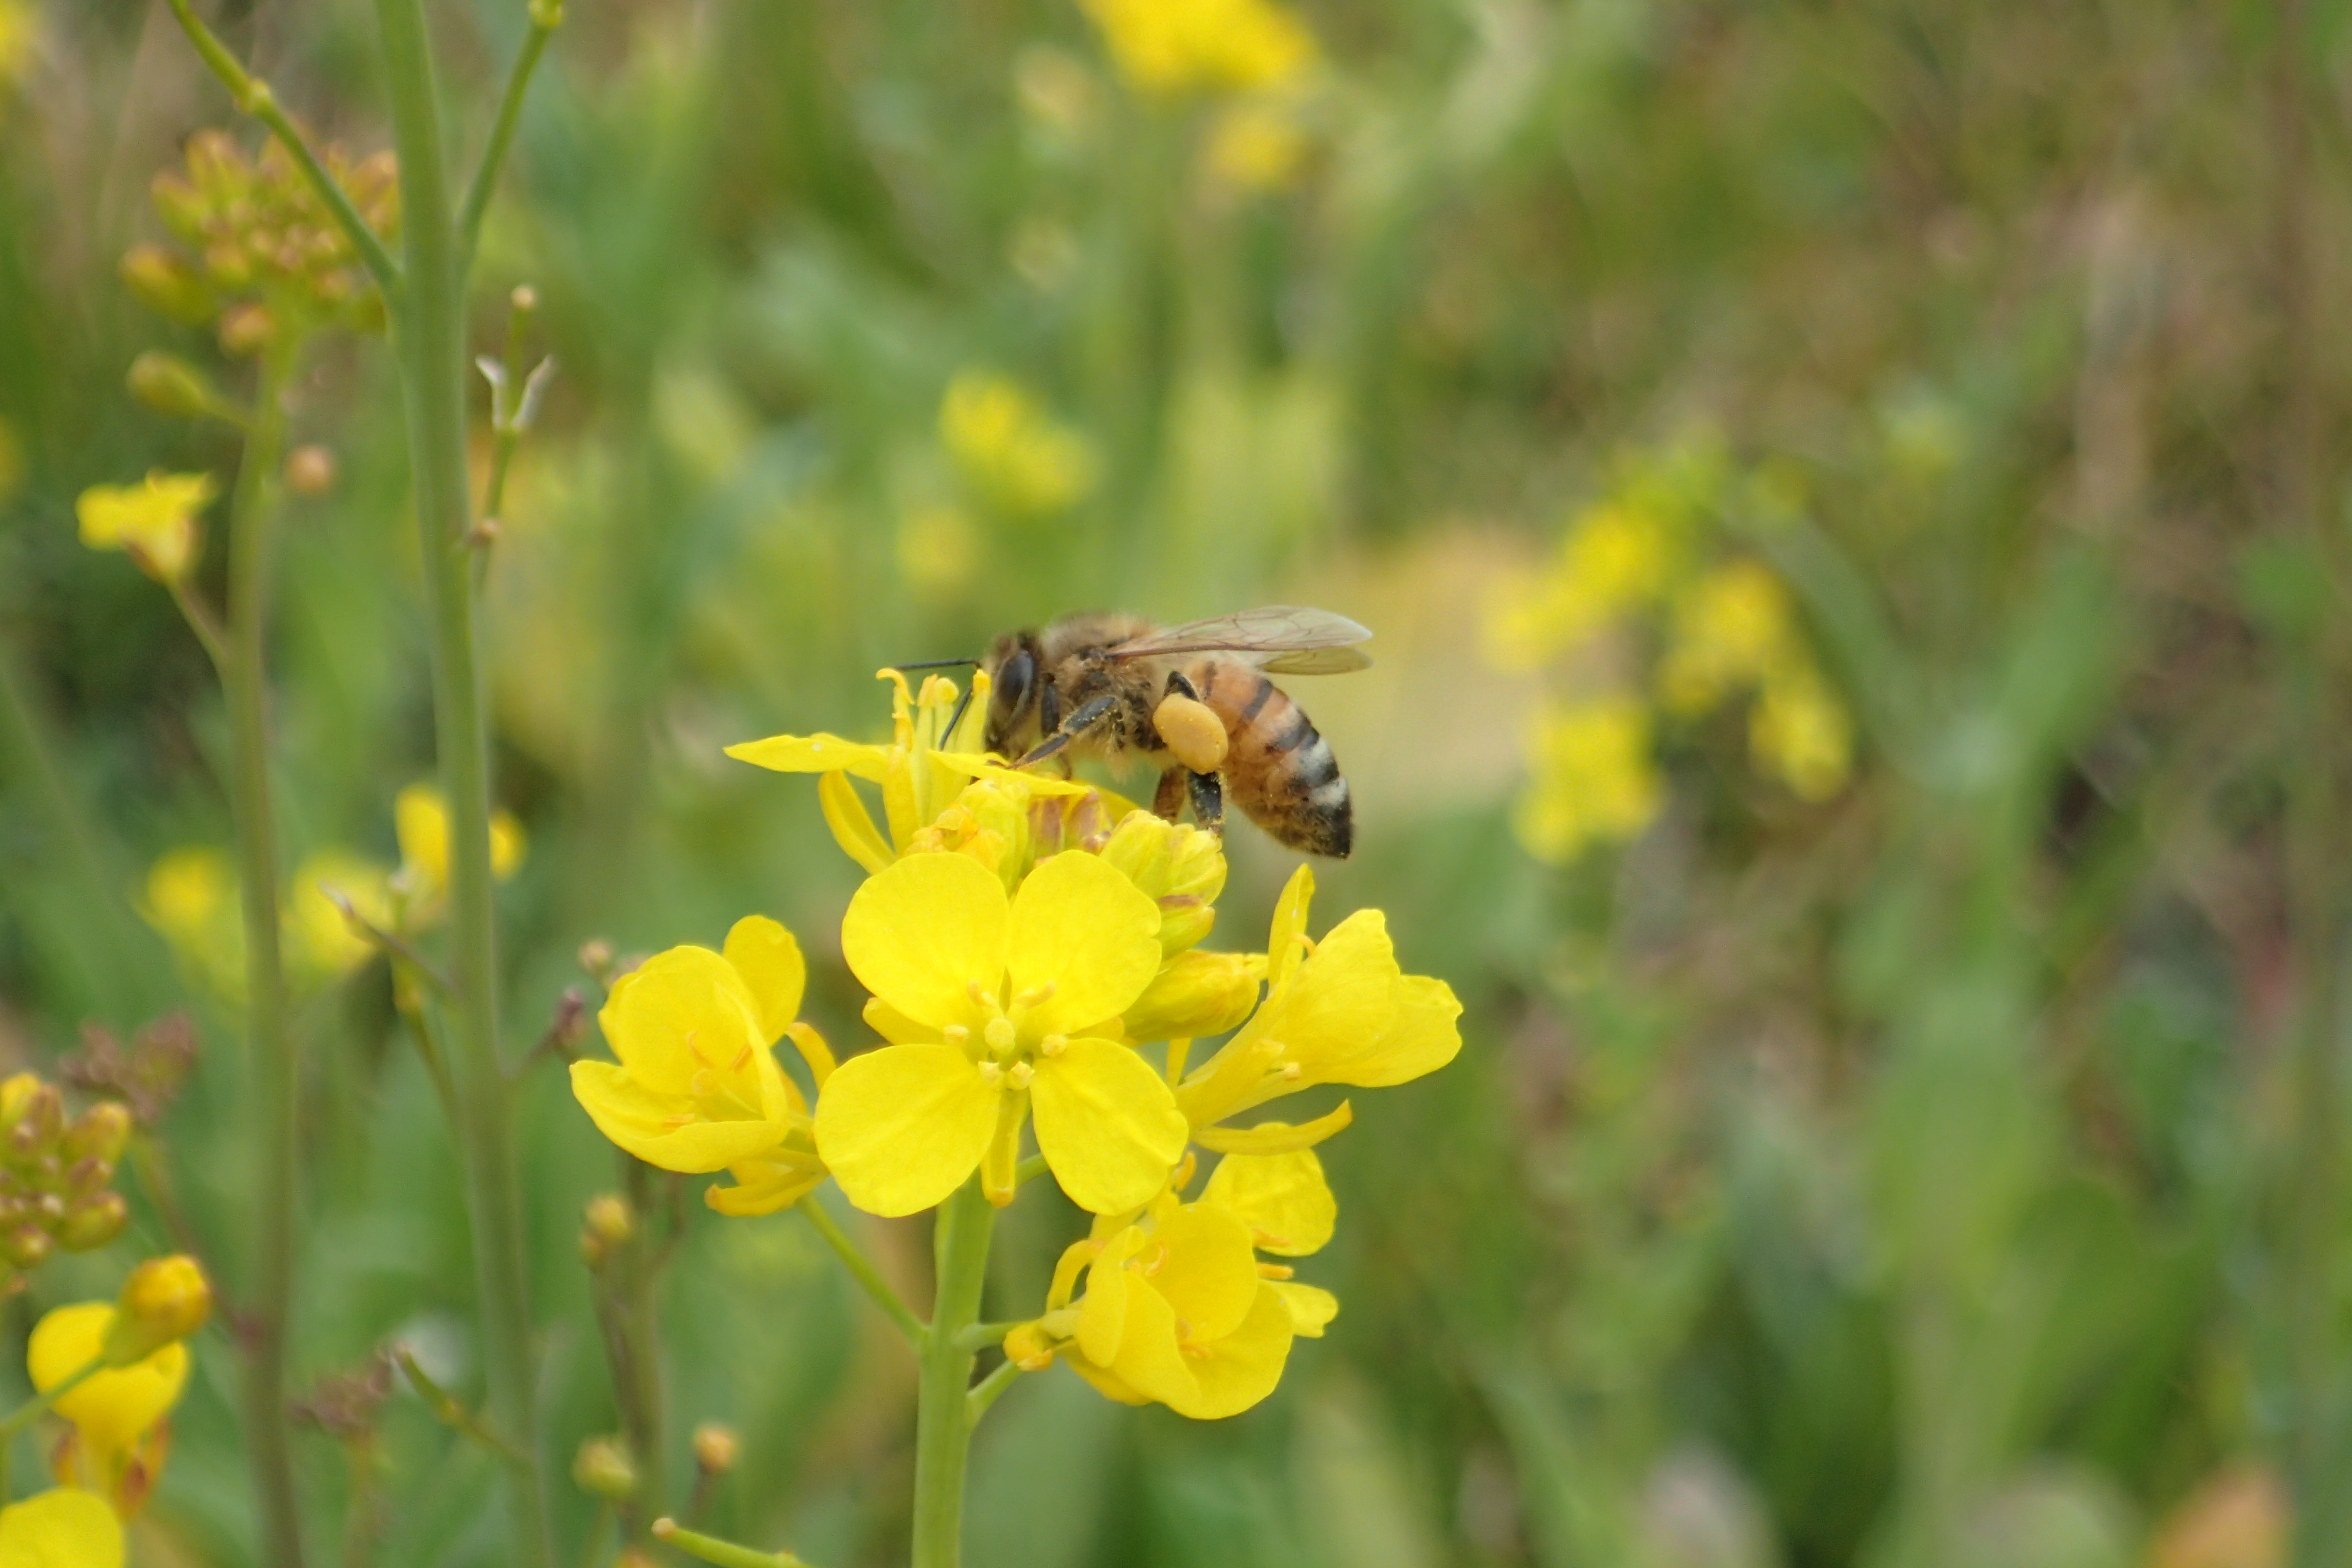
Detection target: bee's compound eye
<box><xmin>996</xmin><ymin>650</ymin><xmax>1035</xmax><ymax>716</ymax></box>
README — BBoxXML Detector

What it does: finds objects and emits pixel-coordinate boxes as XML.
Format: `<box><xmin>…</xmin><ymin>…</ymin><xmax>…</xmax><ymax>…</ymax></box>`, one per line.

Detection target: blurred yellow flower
<box><xmin>1081</xmin><ymin>0</ymin><xmax>1315</xmax><ymax>96</ymax></box>
<box><xmin>1485</xmin><ymin>501</ymin><xmax>1675</xmax><ymax>672</ymax></box>
<box><xmin>1658</xmin><ymin>560</ymin><xmax>1794</xmax><ymax>715</ymax></box>
<box><xmin>1751</xmin><ymin>664</ymin><xmax>1852</xmax><ymax>802</ymax></box>
<box><xmin>939</xmin><ymin>371</ymin><xmax>1098</xmax><ymax>516</ymax></box>
<box><xmin>0</xmin><ymin>1489</ymin><xmax>124</xmax><ymax>1568</ymax></box>
<box><xmin>570</xmin><ymin>920</ymin><xmax>830</xmax><ymax>1216</ymax></box>
<box><xmin>816</xmin><ymin>850</ymin><xmax>1186</xmax><ymax>1216</ymax></box>
<box><xmin>896</xmin><ymin>503</ymin><xmax>981</xmax><ymax>598</ymax></box>
<box><xmin>29</xmin><ymin>1301</ymin><xmax>189</xmax><ymax>1515</ymax></box>
<box><xmin>394</xmin><ymin>782</ymin><xmax>526</xmax><ymax>907</ymax></box>
<box><xmin>0</xmin><ymin>0</ymin><xmax>34</xmax><ymax>93</ymax></box>
<box><xmin>283</xmin><ymin>849</ymin><xmax>394</xmax><ymax>980</ymax></box>
<box><xmin>1510</xmin><ymin>695</ymin><xmax>1663</xmax><ymax>864</ymax></box>
<box><xmin>104</xmin><ymin>1255</ymin><xmax>212</xmax><ymax>1365</ymax></box>
<box><xmin>1207</xmin><ymin>101</ymin><xmax>1310</xmax><ymax>189</ymax></box>
<box><xmin>140</xmin><ymin>846</ymin><xmax>244</xmax><ymax>999</ymax></box>
<box><xmin>76</xmin><ymin>473</ymin><xmax>216</xmax><ymax>586</ymax></box>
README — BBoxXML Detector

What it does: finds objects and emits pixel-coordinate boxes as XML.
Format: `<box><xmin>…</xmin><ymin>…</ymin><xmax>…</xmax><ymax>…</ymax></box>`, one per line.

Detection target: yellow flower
<box><xmin>815</xmin><ymin>851</ymin><xmax>1187</xmax><ymax>1216</ymax></box>
<box><xmin>393</xmin><ymin>782</ymin><xmax>526</xmax><ymax>909</ymax></box>
<box><xmin>896</xmin><ymin>503</ymin><xmax>981</xmax><ymax>598</ymax></box>
<box><xmin>570</xmin><ymin>919</ymin><xmax>830</xmax><ymax>1217</ymax></box>
<box><xmin>1201</xmin><ymin>1147</ymin><xmax>1339</xmax><ymax>1335</ymax></box>
<box><xmin>1510</xmin><ymin>695</ymin><xmax>1663</xmax><ymax>864</ymax></box>
<box><xmin>283</xmin><ymin>849</ymin><xmax>394</xmax><ymax>980</ymax></box>
<box><xmin>1751</xmin><ymin>663</ymin><xmax>1853</xmax><ymax>802</ymax></box>
<box><xmin>1483</xmin><ymin>502</ymin><xmax>1676</xmax><ymax>672</ymax></box>
<box><xmin>1093</xmin><ymin>810</ymin><xmax>1227</xmax><ymax>957</ymax></box>
<box><xmin>139</xmin><ymin>846</ymin><xmax>244</xmax><ymax>999</ymax></box>
<box><xmin>29</xmin><ymin>1302</ymin><xmax>188</xmax><ymax>1515</ymax></box>
<box><xmin>0</xmin><ymin>1489</ymin><xmax>124</xmax><ymax>1568</ymax></box>
<box><xmin>76</xmin><ymin>473</ymin><xmax>215</xmax><ymax>586</ymax></box>
<box><xmin>1060</xmin><ymin>1189</ymin><xmax>1293</xmax><ymax>1418</ymax></box>
<box><xmin>939</xmin><ymin>371</ymin><xmax>1098</xmax><ymax>516</ymax></box>
<box><xmin>1207</xmin><ymin>100</ymin><xmax>1311</xmax><ymax>189</ymax></box>
<box><xmin>1177</xmin><ymin>866</ymin><xmax>1460</xmax><ymax>1138</ymax></box>
<box><xmin>0</xmin><ymin>0</ymin><xmax>33</xmax><ymax>95</ymax></box>
<box><xmin>1081</xmin><ymin>0</ymin><xmax>1315</xmax><ymax>96</ymax></box>
<box><xmin>1658</xmin><ymin>560</ymin><xmax>1795</xmax><ymax>715</ymax></box>
<box><xmin>727</xmin><ymin>670</ymin><xmax>1100</xmax><ymax>885</ymax></box>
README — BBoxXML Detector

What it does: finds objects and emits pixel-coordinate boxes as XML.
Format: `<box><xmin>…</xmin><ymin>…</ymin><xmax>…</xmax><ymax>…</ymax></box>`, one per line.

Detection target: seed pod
<box><xmin>58</xmin><ymin>1192</ymin><xmax>129</xmax><ymax>1253</ymax></box>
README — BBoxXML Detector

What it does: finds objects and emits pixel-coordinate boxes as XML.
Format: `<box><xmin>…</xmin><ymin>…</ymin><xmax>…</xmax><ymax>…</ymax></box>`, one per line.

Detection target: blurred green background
<box><xmin>0</xmin><ymin>0</ymin><xmax>2343</xmax><ymax>1562</ymax></box>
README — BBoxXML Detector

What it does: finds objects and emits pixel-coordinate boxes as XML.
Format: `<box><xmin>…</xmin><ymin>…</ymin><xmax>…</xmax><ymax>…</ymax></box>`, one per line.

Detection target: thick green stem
<box><xmin>911</xmin><ymin>1180</ymin><xmax>994</xmax><ymax>1568</ymax></box>
<box><xmin>371</xmin><ymin>0</ymin><xmax>553</xmax><ymax>1560</ymax></box>
<box><xmin>226</xmin><ymin>339</ymin><xmax>307</xmax><ymax>1568</ymax></box>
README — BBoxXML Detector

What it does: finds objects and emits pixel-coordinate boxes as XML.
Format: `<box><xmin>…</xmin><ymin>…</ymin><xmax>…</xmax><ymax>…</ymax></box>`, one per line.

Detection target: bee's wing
<box><xmin>1106</xmin><ymin>606</ymin><xmax>1373</xmax><ymax>668</ymax></box>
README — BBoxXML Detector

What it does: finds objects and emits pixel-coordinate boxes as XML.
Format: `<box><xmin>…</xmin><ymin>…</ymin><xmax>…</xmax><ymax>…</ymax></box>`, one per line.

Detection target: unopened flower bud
<box><xmin>8</xmin><ymin>1085</ymin><xmax>63</xmax><ymax>1161</ymax></box>
<box><xmin>57</xmin><ymin>1192</ymin><xmax>129</xmax><ymax>1253</ymax></box>
<box><xmin>218</xmin><ymin>302</ymin><xmax>274</xmax><ymax>357</ymax></box>
<box><xmin>285</xmin><ymin>445</ymin><xmax>337</xmax><ymax>497</ymax></box>
<box><xmin>62</xmin><ymin>1102</ymin><xmax>133</xmax><ymax>1167</ymax></box>
<box><xmin>63</xmin><ymin>1156</ymin><xmax>114</xmax><ymax>1203</ymax></box>
<box><xmin>127</xmin><ymin>352</ymin><xmax>222</xmax><ymax>421</ymax></box>
<box><xmin>584</xmin><ymin>1194</ymin><xmax>632</xmax><ymax>1246</ymax></box>
<box><xmin>1118</xmin><ymin>949</ymin><xmax>1260</xmax><ymax>1043</ymax></box>
<box><xmin>578</xmin><ymin>939</ymin><xmax>615</xmax><ymax>982</ymax></box>
<box><xmin>104</xmin><ymin>1254</ymin><xmax>212</xmax><ymax>1364</ymax></box>
<box><xmin>1004</xmin><ymin>1321</ymin><xmax>1057</xmax><ymax>1371</ymax></box>
<box><xmin>572</xmin><ymin>1436</ymin><xmax>636</xmax><ymax>1501</ymax></box>
<box><xmin>119</xmin><ymin>244</ymin><xmax>216</xmax><ymax>324</ymax></box>
<box><xmin>692</xmin><ymin>1423</ymin><xmax>741</xmax><ymax>1475</ymax></box>
<box><xmin>2</xmin><ymin>1227</ymin><xmax>52</xmax><ymax>1270</ymax></box>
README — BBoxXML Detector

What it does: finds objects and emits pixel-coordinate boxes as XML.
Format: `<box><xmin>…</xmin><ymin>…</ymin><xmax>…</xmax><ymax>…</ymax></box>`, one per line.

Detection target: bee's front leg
<box><xmin>1152</xmin><ymin>767</ymin><xmax>1187</xmax><ymax>822</ymax></box>
<box><xmin>1186</xmin><ymin>769</ymin><xmax>1224</xmax><ymax>838</ymax></box>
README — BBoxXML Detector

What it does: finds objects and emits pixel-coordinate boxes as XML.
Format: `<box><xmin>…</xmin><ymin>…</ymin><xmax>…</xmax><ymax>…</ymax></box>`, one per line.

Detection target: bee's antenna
<box><xmin>889</xmin><ymin>657</ymin><xmax>982</xmax><ymax>671</ymax></box>
<box><xmin>943</xmin><ymin>682</ymin><xmax>979</xmax><ymax>750</ymax></box>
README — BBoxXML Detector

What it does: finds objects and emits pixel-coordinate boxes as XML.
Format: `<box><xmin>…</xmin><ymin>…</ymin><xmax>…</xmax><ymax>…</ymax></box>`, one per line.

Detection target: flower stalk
<box><xmin>911</xmin><ymin>1178</ymin><xmax>994</xmax><ymax>1568</ymax></box>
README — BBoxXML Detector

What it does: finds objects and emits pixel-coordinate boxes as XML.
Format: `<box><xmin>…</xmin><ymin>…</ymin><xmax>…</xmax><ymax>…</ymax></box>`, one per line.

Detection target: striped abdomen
<box><xmin>1188</xmin><ymin>658</ymin><xmax>1353</xmax><ymax>859</ymax></box>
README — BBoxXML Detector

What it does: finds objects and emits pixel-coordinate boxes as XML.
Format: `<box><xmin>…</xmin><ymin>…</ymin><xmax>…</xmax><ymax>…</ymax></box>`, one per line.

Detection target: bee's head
<box><xmin>982</xmin><ymin>629</ymin><xmax>1043</xmax><ymax>755</ymax></box>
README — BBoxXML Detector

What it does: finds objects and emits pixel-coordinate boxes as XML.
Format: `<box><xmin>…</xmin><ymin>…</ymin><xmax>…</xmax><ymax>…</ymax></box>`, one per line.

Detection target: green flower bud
<box><xmin>58</xmin><ymin>1192</ymin><xmax>129</xmax><ymax>1253</ymax></box>
<box><xmin>572</xmin><ymin>1437</ymin><xmax>637</xmax><ymax>1501</ymax></box>
<box><xmin>62</xmin><ymin>1102</ymin><xmax>133</xmax><ymax>1167</ymax></box>
<box><xmin>119</xmin><ymin>244</ymin><xmax>216</xmax><ymax>324</ymax></box>
<box><xmin>3</xmin><ymin>1226</ymin><xmax>53</xmax><ymax>1270</ymax></box>
<box><xmin>127</xmin><ymin>352</ymin><xmax>222</xmax><ymax>421</ymax></box>
<box><xmin>8</xmin><ymin>1085</ymin><xmax>63</xmax><ymax>1162</ymax></box>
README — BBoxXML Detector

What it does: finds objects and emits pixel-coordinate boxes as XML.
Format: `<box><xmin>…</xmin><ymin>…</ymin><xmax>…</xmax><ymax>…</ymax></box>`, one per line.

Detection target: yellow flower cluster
<box><xmin>570</xmin><ymin>674</ymin><xmax>1460</xmax><ymax>1419</ymax></box>
<box><xmin>939</xmin><ymin>371</ymin><xmax>1098</xmax><ymax>518</ymax></box>
<box><xmin>122</xmin><ymin>128</ymin><xmax>397</xmax><ymax>351</ymax></box>
<box><xmin>1487</xmin><ymin>438</ymin><xmax>1854</xmax><ymax>863</ymax></box>
<box><xmin>1076</xmin><ymin>0</ymin><xmax>1320</xmax><ymax>192</ymax></box>
<box><xmin>141</xmin><ymin>784</ymin><xmax>525</xmax><ymax>997</ymax></box>
<box><xmin>0</xmin><ymin>0</ymin><xmax>33</xmax><ymax>92</ymax></box>
<box><xmin>75</xmin><ymin>473</ymin><xmax>216</xmax><ymax>588</ymax></box>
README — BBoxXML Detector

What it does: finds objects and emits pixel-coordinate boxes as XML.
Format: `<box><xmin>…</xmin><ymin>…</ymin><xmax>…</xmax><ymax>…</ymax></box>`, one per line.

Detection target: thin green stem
<box><xmin>0</xmin><ymin>1351</ymin><xmax>107</xmax><ymax>1441</ymax></box>
<box><xmin>797</xmin><ymin>1197</ymin><xmax>926</xmax><ymax>1351</ymax></box>
<box><xmin>651</xmin><ymin>1518</ymin><xmax>812</xmax><ymax>1568</ymax></box>
<box><xmin>158</xmin><ymin>0</ymin><xmax>402</xmax><ymax>300</ymax></box>
<box><xmin>457</xmin><ymin>2</ymin><xmax>561</xmax><ymax>277</ymax></box>
<box><xmin>372</xmin><ymin>0</ymin><xmax>553</xmax><ymax>1558</ymax></box>
<box><xmin>225</xmin><ymin>337</ymin><xmax>307</xmax><ymax>1568</ymax></box>
<box><xmin>965</xmin><ymin>1358</ymin><xmax>1023</xmax><ymax>1426</ymax></box>
<box><xmin>618</xmin><ymin>1159</ymin><xmax>668</xmax><ymax>1540</ymax></box>
<box><xmin>164</xmin><ymin>575</ymin><xmax>230</xmax><ymax>676</ymax></box>
<box><xmin>911</xmin><ymin>1179</ymin><xmax>994</xmax><ymax>1568</ymax></box>
<box><xmin>951</xmin><ymin>1321</ymin><xmax>1023</xmax><ymax>1353</ymax></box>
<box><xmin>575</xmin><ymin>1501</ymin><xmax>613</xmax><ymax>1568</ymax></box>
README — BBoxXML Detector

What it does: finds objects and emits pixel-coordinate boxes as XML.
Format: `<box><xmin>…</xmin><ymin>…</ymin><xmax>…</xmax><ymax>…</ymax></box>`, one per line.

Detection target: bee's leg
<box><xmin>1162</xmin><ymin>669</ymin><xmax>1202</xmax><ymax>701</ymax></box>
<box><xmin>1017</xmin><ymin>694</ymin><xmax>1119</xmax><ymax>768</ymax></box>
<box><xmin>1186</xmin><ymin>769</ymin><xmax>1224</xmax><ymax>838</ymax></box>
<box><xmin>1152</xmin><ymin>766</ymin><xmax>1186</xmax><ymax>821</ymax></box>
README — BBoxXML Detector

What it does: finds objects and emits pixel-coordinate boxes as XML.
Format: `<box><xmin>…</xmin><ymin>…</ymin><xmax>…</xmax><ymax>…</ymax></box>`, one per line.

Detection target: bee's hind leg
<box><xmin>1153</xmin><ymin>766</ymin><xmax>1187</xmax><ymax>822</ymax></box>
<box><xmin>1186</xmin><ymin>769</ymin><xmax>1224</xmax><ymax>838</ymax></box>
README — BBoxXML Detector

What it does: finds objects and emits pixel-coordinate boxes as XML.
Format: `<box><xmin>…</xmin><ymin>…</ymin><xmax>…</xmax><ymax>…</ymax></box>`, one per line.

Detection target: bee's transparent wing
<box><xmin>1107</xmin><ymin>606</ymin><xmax>1373</xmax><ymax>670</ymax></box>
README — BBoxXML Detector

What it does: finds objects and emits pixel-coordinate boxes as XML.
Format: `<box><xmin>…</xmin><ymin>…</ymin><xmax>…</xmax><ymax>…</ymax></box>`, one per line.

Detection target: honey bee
<box><xmin>975</xmin><ymin>606</ymin><xmax>1372</xmax><ymax>859</ymax></box>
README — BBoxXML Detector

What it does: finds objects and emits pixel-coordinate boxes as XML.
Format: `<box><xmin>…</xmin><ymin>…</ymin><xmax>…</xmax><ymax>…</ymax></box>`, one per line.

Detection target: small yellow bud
<box><xmin>1118</xmin><ymin>950</ymin><xmax>1260</xmax><ymax>1043</ymax></box>
<box><xmin>284</xmin><ymin>445</ymin><xmax>337</xmax><ymax>497</ymax></box>
<box><xmin>692</xmin><ymin>1422</ymin><xmax>741</xmax><ymax>1475</ymax></box>
<box><xmin>578</xmin><ymin>939</ymin><xmax>615</xmax><ymax>981</ymax></box>
<box><xmin>119</xmin><ymin>243</ymin><xmax>216</xmax><ymax>324</ymax></box>
<box><xmin>105</xmin><ymin>1254</ymin><xmax>211</xmax><ymax>1365</ymax></box>
<box><xmin>572</xmin><ymin>1436</ymin><xmax>637</xmax><ymax>1500</ymax></box>
<box><xmin>62</xmin><ymin>1102</ymin><xmax>133</xmax><ymax>1166</ymax></box>
<box><xmin>218</xmin><ymin>301</ymin><xmax>274</xmax><ymax>356</ymax></box>
<box><xmin>58</xmin><ymin>1192</ymin><xmax>129</xmax><ymax>1253</ymax></box>
<box><xmin>584</xmin><ymin>1193</ymin><xmax>632</xmax><ymax>1246</ymax></box>
<box><xmin>127</xmin><ymin>351</ymin><xmax>223</xmax><ymax>420</ymax></box>
<box><xmin>1004</xmin><ymin>1322</ymin><xmax>1057</xmax><ymax>1371</ymax></box>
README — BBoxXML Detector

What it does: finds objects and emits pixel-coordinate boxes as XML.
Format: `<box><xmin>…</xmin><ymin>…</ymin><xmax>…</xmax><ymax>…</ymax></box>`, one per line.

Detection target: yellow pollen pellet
<box><xmin>1039</xmin><ymin>1033</ymin><xmax>1069</xmax><ymax>1058</ymax></box>
<box><xmin>1154</xmin><ymin>692</ymin><xmax>1229</xmax><ymax>774</ymax></box>
<box><xmin>984</xmin><ymin>1017</ymin><xmax>1017</xmax><ymax>1054</ymax></box>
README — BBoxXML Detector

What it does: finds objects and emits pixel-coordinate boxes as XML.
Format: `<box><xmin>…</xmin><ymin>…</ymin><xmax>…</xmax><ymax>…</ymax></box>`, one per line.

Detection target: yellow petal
<box><xmin>1119</xmin><ymin>950</ymin><xmax>1260</xmax><ymax>1043</ymax></box>
<box><xmin>393</xmin><ymin>783</ymin><xmax>453</xmax><ymax>893</ymax></box>
<box><xmin>568</xmin><ymin>1061</ymin><xmax>789</xmax><ymax>1173</ymax></box>
<box><xmin>1267</xmin><ymin>864</ymin><xmax>1314</xmax><ymax>985</ymax></box>
<box><xmin>1062</xmin><ymin>1349</ymin><xmax>1153</xmax><ymax>1406</ymax></box>
<box><xmin>1189</xmin><ymin>1101</ymin><xmax>1352</xmax><ymax>1157</ymax></box>
<box><xmin>820</xmin><ymin>770</ymin><xmax>894</xmax><ymax>873</ymax></box>
<box><xmin>724</xmin><ymin>732</ymin><xmax>892</xmax><ymax>782</ymax></box>
<box><xmin>29</xmin><ymin>1304</ymin><xmax>186</xmax><ymax>1454</ymax></box>
<box><xmin>0</xmin><ymin>1488</ymin><xmax>125</xmax><ymax>1568</ymax></box>
<box><xmin>784</xmin><ymin>1021</ymin><xmax>837</xmax><ymax>1088</ymax></box>
<box><xmin>841</xmin><ymin>853</ymin><xmax>1009</xmax><ymax>1028</ymax></box>
<box><xmin>596</xmin><ymin>946</ymin><xmax>765</xmax><ymax>1095</ymax></box>
<box><xmin>1031</xmin><ymin>1038</ymin><xmax>1188</xmax><ymax>1215</ymax></box>
<box><xmin>1077</xmin><ymin>1227</ymin><xmax>1146</xmax><ymax>1365</ymax></box>
<box><xmin>722</xmin><ymin>916</ymin><xmax>807</xmax><ymax>1044</ymax></box>
<box><xmin>1162</xmin><ymin>1282</ymin><xmax>1293</xmax><ymax>1419</ymax></box>
<box><xmin>814</xmin><ymin>1044</ymin><xmax>1000</xmax><ymax>1217</ymax></box>
<box><xmin>1200</xmin><ymin>1148</ymin><xmax>1336</xmax><ymax>1256</ymax></box>
<box><xmin>1269</xmin><ymin>1280</ymin><xmax>1338</xmax><ymax>1338</ymax></box>
<box><xmin>1006</xmin><ymin>851</ymin><xmax>1163</xmax><ymax>1036</ymax></box>
<box><xmin>1264</xmin><ymin>910</ymin><xmax>1398</xmax><ymax>1079</ymax></box>
<box><xmin>1345</xmin><ymin>973</ymin><xmax>1464</xmax><ymax>1086</ymax></box>
<box><xmin>1101</xmin><ymin>1261</ymin><xmax>1195</xmax><ymax>1410</ymax></box>
<box><xmin>1148</xmin><ymin>1203</ymin><xmax>1261</xmax><ymax>1343</ymax></box>
<box><xmin>862</xmin><ymin>997</ymin><xmax>937</xmax><ymax>1046</ymax></box>
<box><xmin>706</xmin><ymin>1150</ymin><xmax>829</xmax><ymax>1217</ymax></box>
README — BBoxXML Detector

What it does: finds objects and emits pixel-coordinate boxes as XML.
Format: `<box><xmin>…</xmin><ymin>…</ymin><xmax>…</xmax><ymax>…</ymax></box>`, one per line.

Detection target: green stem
<box><xmin>226</xmin><ymin>336</ymin><xmax>307</xmax><ymax>1568</ymax></box>
<box><xmin>619</xmin><ymin>1159</ymin><xmax>668</xmax><ymax>1539</ymax></box>
<box><xmin>457</xmin><ymin>2</ymin><xmax>561</xmax><ymax>277</ymax></box>
<box><xmin>797</xmin><ymin>1197</ymin><xmax>926</xmax><ymax>1351</ymax></box>
<box><xmin>651</xmin><ymin>1518</ymin><xmax>812</xmax><ymax>1568</ymax></box>
<box><xmin>911</xmin><ymin>1180</ymin><xmax>994</xmax><ymax>1568</ymax></box>
<box><xmin>965</xmin><ymin>1358</ymin><xmax>1022</xmax><ymax>1426</ymax></box>
<box><xmin>371</xmin><ymin>0</ymin><xmax>553</xmax><ymax>1559</ymax></box>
